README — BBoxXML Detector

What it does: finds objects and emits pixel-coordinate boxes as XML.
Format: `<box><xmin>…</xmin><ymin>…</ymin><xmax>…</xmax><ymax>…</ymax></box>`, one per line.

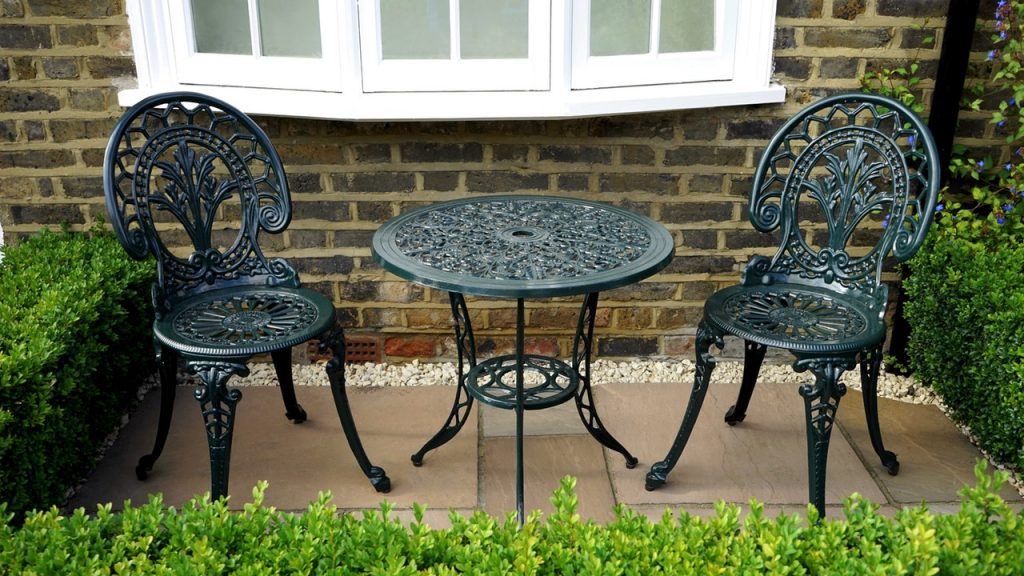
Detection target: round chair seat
<box><xmin>704</xmin><ymin>283</ymin><xmax>886</xmax><ymax>355</ymax></box>
<box><xmin>154</xmin><ymin>286</ymin><xmax>336</xmax><ymax>358</ymax></box>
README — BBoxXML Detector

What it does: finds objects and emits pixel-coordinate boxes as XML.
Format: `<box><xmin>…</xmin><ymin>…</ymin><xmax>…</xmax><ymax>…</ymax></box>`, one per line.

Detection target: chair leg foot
<box><xmin>368</xmin><ymin>467</ymin><xmax>391</xmax><ymax>493</ymax></box>
<box><xmin>881</xmin><ymin>452</ymin><xmax>900</xmax><ymax>475</ymax></box>
<box><xmin>724</xmin><ymin>405</ymin><xmax>745</xmax><ymax>426</ymax></box>
<box><xmin>135</xmin><ymin>455</ymin><xmax>155</xmax><ymax>480</ymax></box>
<box><xmin>645</xmin><ymin>462</ymin><xmax>669</xmax><ymax>491</ymax></box>
<box><xmin>285</xmin><ymin>405</ymin><xmax>307</xmax><ymax>423</ymax></box>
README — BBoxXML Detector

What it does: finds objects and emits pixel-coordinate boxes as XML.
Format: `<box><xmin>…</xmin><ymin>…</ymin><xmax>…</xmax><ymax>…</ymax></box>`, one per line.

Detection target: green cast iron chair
<box><xmin>645</xmin><ymin>93</ymin><xmax>941</xmax><ymax>516</ymax></box>
<box><xmin>103</xmin><ymin>92</ymin><xmax>390</xmax><ymax>499</ymax></box>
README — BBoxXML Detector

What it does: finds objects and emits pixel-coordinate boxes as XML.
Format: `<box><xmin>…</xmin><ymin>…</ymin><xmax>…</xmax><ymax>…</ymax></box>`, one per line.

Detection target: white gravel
<box><xmin>227</xmin><ymin>357</ymin><xmax>939</xmax><ymax>406</ymax></box>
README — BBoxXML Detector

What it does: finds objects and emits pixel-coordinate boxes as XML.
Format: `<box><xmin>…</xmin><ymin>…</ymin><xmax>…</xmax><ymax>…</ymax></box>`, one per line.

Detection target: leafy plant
<box><xmin>904</xmin><ymin>236</ymin><xmax>1024</xmax><ymax>471</ymax></box>
<box><xmin>2</xmin><ymin>466</ymin><xmax>1022</xmax><ymax>574</ymax></box>
<box><xmin>0</xmin><ymin>227</ymin><xmax>155</xmax><ymax>521</ymax></box>
<box><xmin>938</xmin><ymin>1</ymin><xmax>1024</xmax><ymax>244</ymax></box>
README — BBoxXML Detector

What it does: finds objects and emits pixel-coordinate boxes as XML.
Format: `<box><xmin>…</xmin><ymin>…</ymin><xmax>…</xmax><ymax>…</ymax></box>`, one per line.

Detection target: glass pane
<box><xmin>460</xmin><ymin>0</ymin><xmax>528</xmax><ymax>59</ymax></box>
<box><xmin>660</xmin><ymin>0</ymin><xmax>714</xmax><ymax>53</ymax></box>
<box><xmin>191</xmin><ymin>0</ymin><xmax>253</xmax><ymax>55</ymax></box>
<box><xmin>381</xmin><ymin>0</ymin><xmax>450</xmax><ymax>60</ymax></box>
<box><xmin>590</xmin><ymin>0</ymin><xmax>651</xmax><ymax>57</ymax></box>
<box><xmin>259</xmin><ymin>0</ymin><xmax>321</xmax><ymax>57</ymax></box>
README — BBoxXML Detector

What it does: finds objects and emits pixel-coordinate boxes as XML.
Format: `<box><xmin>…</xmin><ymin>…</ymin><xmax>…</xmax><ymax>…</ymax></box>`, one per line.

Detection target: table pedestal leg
<box><xmin>411</xmin><ymin>293</ymin><xmax>477</xmax><ymax>465</ymax></box>
<box><xmin>572</xmin><ymin>293</ymin><xmax>637</xmax><ymax>467</ymax></box>
<box><xmin>514</xmin><ymin>298</ymin><xmax>527</xmax><ymax>525</ymax></box>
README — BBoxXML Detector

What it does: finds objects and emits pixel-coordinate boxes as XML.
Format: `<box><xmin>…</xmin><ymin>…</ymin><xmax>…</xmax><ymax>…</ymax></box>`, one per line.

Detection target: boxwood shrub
<box><xmin>904</xmin><ymin>236</ymin><xmax>1024</xmax><ymax>472</ymax></box>
<box><xmin>1</xmin><ymin>465</ymin><xmax>1021</xmax><ymax>574</ymax></box>
<box><xmin>0</xmin><ymin>228</ymin><xmax>156</xmax><ymax>521</ymax></box>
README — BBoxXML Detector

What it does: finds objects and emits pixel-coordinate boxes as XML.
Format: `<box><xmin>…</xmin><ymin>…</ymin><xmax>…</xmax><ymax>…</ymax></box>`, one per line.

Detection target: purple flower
<box><xmin>978</xmin><ymin>160</ymin><xmax>986</xmax><ymax>168</ymax></box>
<box><xmin>997</xmin><ymin>215</ymin><xmax>1007</xmax><ymax>225</ymax></box>
<box><xmin>999</xmin><ymin>120</ymin><xmax>1007</xmax><ymax>128</ymax></box>
<box><xmin>1004</xmin><ymin>203</ymin><xmax>1014</xmax><ymax>211</ymax></box>
<box><xmin>908</xmin><ymin>135</ymin><xmax>915</xmax><ymax>146</ymax></box>
<box><xmin>1007</xmin><ymin>163</ymin><xmax>1014</xmax><ymax>171</ymax></box>
<box><xmin>1011</xmin><ymin>98</ymin><xmax>1017</xmax><ymax>106</ymax></box>
<box><xmin>989</xmin><ymin>50</ymin><xmax>998</xmax><ymax>60</ymax></box>
<box><xmin>1001</xmin><ymin>31</ymin><xmax>1009</xmax><ymax>41</ymax></box>
<box><xmin>935</xmin><ymin>203</ymin><xmax>945</xmax><ymax>212</ymax></box>
<box><xmin>881</xmin><ymin>214</ymin><xmax>891</xmax><ymax>229</ymax></box>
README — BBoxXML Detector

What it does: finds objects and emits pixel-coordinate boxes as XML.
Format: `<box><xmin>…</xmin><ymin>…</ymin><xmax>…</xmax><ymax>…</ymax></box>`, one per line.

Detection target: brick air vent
<box><xmin>344</xmin><ymin>335</ymin><xmax>381</xmax><ymax>364</ymax></box>
<box><xmin>306</xmin><ymin>334</ymin><xmax>381</xmax><ymax>364</ymax></box>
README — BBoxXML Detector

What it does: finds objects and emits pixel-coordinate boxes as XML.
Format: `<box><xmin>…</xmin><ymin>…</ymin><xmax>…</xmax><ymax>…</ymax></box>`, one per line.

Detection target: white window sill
<box><xmin>117</xmin><ymin>82</ymin><xmax>786</xmax><ymax>122</ymax></box>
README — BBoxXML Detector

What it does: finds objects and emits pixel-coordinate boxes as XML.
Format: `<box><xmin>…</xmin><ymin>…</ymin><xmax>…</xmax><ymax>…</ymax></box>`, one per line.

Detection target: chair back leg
<box><xmin>725</xmin><ymin>340</ymin><xmax>767</xmax><ymax>425</ymax></box>
<box><xmin>860</xmin><ymin>345</ymin><xmax>900</xmax><ymax>474</ymax></box>
<box><xmin>136</xmin><ymin>344</ymin><xmax>179</xmax><ymax>480</ymax></box>
<box><xmin>271</xmin><ymin>348</ymin><xmax>307</xmax><ymax>423</ymax></box>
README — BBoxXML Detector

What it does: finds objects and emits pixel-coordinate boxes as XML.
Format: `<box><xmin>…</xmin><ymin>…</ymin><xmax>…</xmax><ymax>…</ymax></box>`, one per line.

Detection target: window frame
<box><xmin>570</xmin><ymin>0</ymin><xmax>738</xmax><ymax>90</ymax></box>
<box><xmin>121</xmin><ymin>0</ymin><xmax>784</xmax><ymax>121</ymax></box>
<box><xmin>358</xmin><ymin>0</ymin><xmax>551</xmax><ymax>92</ymax></box>
<box><xmin>166</xmin><ymin>0</ymin><xmax>347</xmax><ymax>91</ymax></box>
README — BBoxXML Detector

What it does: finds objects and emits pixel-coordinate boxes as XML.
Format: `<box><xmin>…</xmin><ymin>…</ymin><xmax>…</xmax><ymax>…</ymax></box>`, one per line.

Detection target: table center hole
<box><xmin>499</xmin><ymin>226</ymin><xmax>549</xmax><ymax>242</ymax></box>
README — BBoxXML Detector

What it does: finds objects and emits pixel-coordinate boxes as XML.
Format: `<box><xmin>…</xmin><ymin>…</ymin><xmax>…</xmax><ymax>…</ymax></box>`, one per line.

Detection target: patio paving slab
<box><xmin>837</xmin><ymin>389</ymin><xmax>1022</xmax><ymax>505</ymax></box>
<box><xmin>482</xmin><ymin>435</ymin><xmax>617</xmax><ymax>523</ymax></box>
<box><xmin>69</xmin><ymin>385</ymin><xmax>478</xmax><ymax>513</ymax></box>
<box><xmin>68</xmin><ymin>378</ymin><xmax>1022</xmax><ymax>524</ymax></box>
<box><xmin>599</xmin><ymin>381</ymin><xmax>886</xmax><ymax>508</ymax></box>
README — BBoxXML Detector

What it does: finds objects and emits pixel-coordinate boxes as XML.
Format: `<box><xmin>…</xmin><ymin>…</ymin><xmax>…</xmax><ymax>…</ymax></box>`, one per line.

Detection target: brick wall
<box><xmin>2</xmin><ymin>0</ymin><xmax>995</xmax><ymax>363</ymax></box>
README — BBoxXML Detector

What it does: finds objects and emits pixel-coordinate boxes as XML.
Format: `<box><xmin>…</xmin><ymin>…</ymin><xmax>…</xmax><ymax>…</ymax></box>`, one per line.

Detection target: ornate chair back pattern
<box><xmin>747</xmin><ymin>93</ymin><xmax>940</xmax><ymax>298</ymax></box>
<box><xmin>103</xmin><ymin>92</ymin><xmax>297</xmax><ymax>319</ymax></box>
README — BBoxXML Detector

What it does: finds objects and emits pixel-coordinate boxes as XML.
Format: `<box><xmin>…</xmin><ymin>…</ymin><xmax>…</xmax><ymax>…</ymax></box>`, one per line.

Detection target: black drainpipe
<box><xmin>886</xmin><ymin>0</ymin><xmax>979</xmax><ymax>373</ymax></box>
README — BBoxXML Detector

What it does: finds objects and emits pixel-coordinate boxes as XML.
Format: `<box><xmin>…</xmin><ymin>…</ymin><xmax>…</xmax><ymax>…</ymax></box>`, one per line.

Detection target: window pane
<box><xmin>381</xmin><ymin>0</ymin><xmax>450</xmax><ymax>59</ymax></box>
<box><xmin>460</xmin><ymin>0</ymin><xmax>528</xmax><ymax>59</ymax></box>
<box><xmin>259</xmin><ymin>0</ymin><xmax>321</xmax><ymax>57</ymax></box>
<box><xmin>660</xmin><ymin>0</ymin><xmax>714</xmax><ymax>53</ymax></box>
<box><xmin>590</xmin><ymin>0</ymin><xmax>651</xmax><ymax>57</ymax></box>
<box><xmin>191</xmin><ymin>0</ymin><xmax>252</xmax><ymax>55</ymax></box>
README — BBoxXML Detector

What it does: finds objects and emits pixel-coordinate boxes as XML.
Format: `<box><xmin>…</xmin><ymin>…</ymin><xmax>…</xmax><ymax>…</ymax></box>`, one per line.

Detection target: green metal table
<box><xmin>373</xmin><ymin>195</ymin><xmax>674</xmax><ymax>524</ymax></box>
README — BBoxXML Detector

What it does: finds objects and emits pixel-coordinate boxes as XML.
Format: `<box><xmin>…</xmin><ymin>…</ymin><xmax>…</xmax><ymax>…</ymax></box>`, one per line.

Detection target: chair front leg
<box><xmin>189</xmin><ymin>359</ymin><xmax>249</xmax><ymax>501</ymax></box>
<box><xmin>793</xmin><ymin>355</ymin><xmax>855</xmax><ymax>518</ymax></box>
<box><xmin>646</xmin><ymin>318</ymin><xmax>723</xmax><ymax>490</ymax></box>
<box><xmin>320</xmin><ymin>327</ymin><xmax>391</xmax><ymax>493</ymax></box>
<box><xmin>271</xmin><ymin>348</ymin><xmax>307</xmax><ymax>423</ymax></box>
<box><xmin>860</xmin><ymin>344</ymin><xmax>900</xmax><ymax>474</ymax></box>
<box><xmin>137</xmin><ymin>343</ymin><xmax>179</xmax><ymax>480</ymax></box>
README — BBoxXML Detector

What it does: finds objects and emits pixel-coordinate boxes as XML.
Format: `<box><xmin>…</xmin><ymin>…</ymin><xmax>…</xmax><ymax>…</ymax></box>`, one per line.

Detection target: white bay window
<box><xmin>122</xmin><ymin>0</ymin><xmax>784</xmax><ymax>120</ymax></box>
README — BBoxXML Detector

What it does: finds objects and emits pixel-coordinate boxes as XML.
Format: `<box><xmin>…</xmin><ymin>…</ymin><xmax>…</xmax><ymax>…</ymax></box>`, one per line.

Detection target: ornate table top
<box><xmin>372</xmin><ymin>195</ymin><xmax>675</xmax><ymax>298</ymax></box>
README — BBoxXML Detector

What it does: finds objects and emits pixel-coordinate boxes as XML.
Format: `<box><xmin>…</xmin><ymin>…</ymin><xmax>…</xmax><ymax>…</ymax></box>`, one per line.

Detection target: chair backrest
<box><xmin>748</xmin><ymin>93</ymin><xmax>941</xmax><ymax>298</ymax></box>
<box><xmin>103</xmin><ymin>92</ymin><xmax>298</xmax><ymax>317</ymax></box>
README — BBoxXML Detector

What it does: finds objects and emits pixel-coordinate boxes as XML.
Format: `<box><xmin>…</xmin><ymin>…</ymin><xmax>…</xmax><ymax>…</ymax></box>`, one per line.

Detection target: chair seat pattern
<box><xmin>155</xmin><ymin>286</ymin><xmax>336</xmax><ymax>358</ymax></box>
<box><xmin>705</xmin><ymin>284</ymin><xmax>885</xmax><ymax>355</ymax></box>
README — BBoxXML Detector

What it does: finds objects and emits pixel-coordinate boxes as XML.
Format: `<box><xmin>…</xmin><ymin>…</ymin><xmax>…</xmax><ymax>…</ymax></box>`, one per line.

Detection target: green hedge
<box><xmin>0</xmin><ymin>228</ymin><xmax>156</xmax><ymax>521</ymax></box>
<box><xmin>904</xmin><ymin>237</ymin><xmax>1024</xmax><ymax>472</ymax></box>
<box><xmin>1</xmin><ymin>466</ymin><xmax>1021</xmax><ymax>574</ymax></box>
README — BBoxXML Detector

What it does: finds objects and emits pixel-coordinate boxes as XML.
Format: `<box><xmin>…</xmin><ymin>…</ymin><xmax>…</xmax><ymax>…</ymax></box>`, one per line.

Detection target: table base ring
<box><xmin>467</xmin><ymin>354</ymin><xmax>579</xmax><ymax>410</ymax></box>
